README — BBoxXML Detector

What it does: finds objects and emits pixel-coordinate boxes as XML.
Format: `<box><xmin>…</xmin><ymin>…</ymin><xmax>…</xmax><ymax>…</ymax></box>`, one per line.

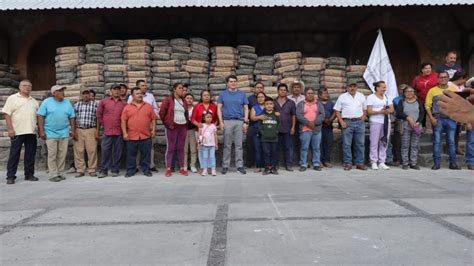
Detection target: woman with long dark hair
<box><xmin>159</xmin><ymin>83</ymin><xmax>189</xmax><ymax>177</ymax></box>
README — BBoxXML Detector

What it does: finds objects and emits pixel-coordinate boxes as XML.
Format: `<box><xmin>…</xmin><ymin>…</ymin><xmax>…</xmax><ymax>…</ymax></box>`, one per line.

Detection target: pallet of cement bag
<box><xmin>274</xmin><ymin>51</ymin><xmax>302</xmax><ymax>61</ymax></box>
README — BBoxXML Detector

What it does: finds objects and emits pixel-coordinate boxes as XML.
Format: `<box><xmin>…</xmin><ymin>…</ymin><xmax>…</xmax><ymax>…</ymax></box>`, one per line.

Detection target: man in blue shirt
<box><xmin>435</xmin><ymin>51</ymin><xmax>462</xmax><ymax>79</ymax></box>
<box><xmin>217</xmin><ymin>75</ymin><xmax>249</xmax><ymax>174</ymax></box>
<box><xmin>37</xmin><ymin>85</ymin><xmax>76</xmax><ymax>182</ymax></box>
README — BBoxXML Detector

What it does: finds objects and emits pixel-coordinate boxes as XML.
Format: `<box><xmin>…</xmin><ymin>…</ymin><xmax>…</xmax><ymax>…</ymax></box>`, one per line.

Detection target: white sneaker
<box><xmin>211</xmin><ymin>168</ymin><xmax>217</xmax><ymax>176</ymax></box>
<box><xmin>191</xmin><ymin>167</ymin><xmax>198</xmax><ymax>173</ymax></box>
<box><xmin>371</xmin><ymin>163</ymin><xmax>379</xmax><ymax>170</ymax></box>
<box><xmin>201</xmin><ymin>170</ymin><xmax>207</xmax><ymax>176</ymax></box>
<box><xmin>378</xmin><ymin>163</ymin><xmax>390</xmax><ymax>170</ymax></box>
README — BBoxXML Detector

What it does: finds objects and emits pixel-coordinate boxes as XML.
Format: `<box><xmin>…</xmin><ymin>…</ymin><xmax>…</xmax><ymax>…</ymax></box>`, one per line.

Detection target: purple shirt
<box><xmin>97</xmin><ymin>97</ymin><xmax>127</xmax><ymax>136</ymax></box>
<box><xmin>274</xmin><ymin>97</ymin><xmax>296</xmax><ymax>133</ymax></box>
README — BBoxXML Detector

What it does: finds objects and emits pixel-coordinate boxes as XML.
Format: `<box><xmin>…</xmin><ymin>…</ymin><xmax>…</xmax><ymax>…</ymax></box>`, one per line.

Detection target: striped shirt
<box><xmin>173</xmin><ymin>98</ymin><xmax>187</xmax><ymax>125</ymax></box>
<box><xmin>74</xmin><ymin>101</ymin><xmax>98</xmax><ymax>129</ymax></box>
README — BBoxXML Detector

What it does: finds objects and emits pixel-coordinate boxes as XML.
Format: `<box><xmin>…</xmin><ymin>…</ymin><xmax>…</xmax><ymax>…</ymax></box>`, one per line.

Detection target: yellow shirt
<box><xmin>1</xmin><ymin>93</ymin><xmax>39</xmax><ymax>135</ymax></box>
<box><xmin>424</xmin><ymin>86</ymin><xmax>457</xmax><ymax>114</ymax></box>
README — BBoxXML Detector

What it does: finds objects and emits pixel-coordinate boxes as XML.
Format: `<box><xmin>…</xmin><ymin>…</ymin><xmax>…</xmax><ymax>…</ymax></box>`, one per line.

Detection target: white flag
<box><xmin>363</xmin><ymin>29</ymin><xmax>398</xmax><ymax>100</ymax></box>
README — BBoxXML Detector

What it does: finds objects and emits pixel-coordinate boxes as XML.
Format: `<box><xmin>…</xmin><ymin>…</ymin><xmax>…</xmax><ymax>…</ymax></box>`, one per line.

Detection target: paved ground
<box><xmin>0</xmin><ymin>167</ymin><xmax>473</xmax><ymax>265</ymax></box>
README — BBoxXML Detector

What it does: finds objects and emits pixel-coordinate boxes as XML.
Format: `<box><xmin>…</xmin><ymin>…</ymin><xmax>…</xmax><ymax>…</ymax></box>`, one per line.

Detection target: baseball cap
<box><xmin>80</xmin><ymin>86</ymin><xmax>90</xmax><ymax>93</ymax></box>
<box><xmin>348</xmin><ymin>82</ymin><xmax>358</xmax><ymax>87</ymax></box>
<box><xmin>110</xmin><ymin>83</ymin><xmax>121</xmax><ymax>90</ymax></box>
<box><xmin>51</xmin><ymin>85</ymin><xmax>66</xmax><ymax>94</ymax></box>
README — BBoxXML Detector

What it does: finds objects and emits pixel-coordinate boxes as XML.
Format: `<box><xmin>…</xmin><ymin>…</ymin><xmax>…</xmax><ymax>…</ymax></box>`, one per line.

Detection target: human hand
<box><xmin>7</xmin><ymin>129</ymin><xmax>15</xmax><ymax>138</ymax></box>
<box><xmin>439</xmin><ymin>90</ymin><xmax>474</xmax><ymax>124</ymax></box>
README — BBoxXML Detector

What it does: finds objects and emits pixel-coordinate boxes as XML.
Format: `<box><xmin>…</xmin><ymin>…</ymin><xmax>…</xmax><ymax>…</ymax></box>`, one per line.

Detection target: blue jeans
<box><xmin>250</xmin><ymin>127</ymin><xmax>264</xmax><ymax>168</ymax></box>
<box><xmin>277</xmin><ymin>132</ymin><xmax>294</xmax><ymax>167</ymax></box>
<box><xmin>299</xmin><ymin>131</ymin><xmax>322</xmax><ymax>167</ymax></box>
<box><xmin>126</xmin><ymin>138</ymin><xmax>152</xmax><ymax>175</ymax></box>
<box><xmin>432</xmin><ymin>117</ymin><xmax>457</xmax><ymax>165</ymax></box>
<box><xmin>342</xmin><ymin>120</ymin><xmax>365</xmax><ymax>165</ymax></box>
<box><xmin>199</xmin><ymin>146</ymin><xmax>216</xmax><ymax>169</ymax></box>
<box><xmin>100</xmin><ymin>135</ymin><xmax>123</xmax><ymax>174</ymax></box>
<box><xmin>465</xmin><ymin>130</ymin><xmax>473</xmax><ymax>166</ymax></box>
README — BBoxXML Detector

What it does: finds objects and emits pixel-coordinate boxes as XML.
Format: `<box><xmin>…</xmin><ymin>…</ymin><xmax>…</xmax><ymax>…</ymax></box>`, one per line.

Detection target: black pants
<box><xmin>321</xmin><ymin>126</ymin><xmax>333</xmax><ymax>163</ymax></box>
<box><xmin>262</xmin><ymin>142</ymin><xmax>278</xmax><ymax>169</ymax></box>
<box><xmin>126</xmin><ymin>138</ymin><xmax>152</xmax><ymax>175</ymax></box>
<box><xmin>392</xmin><ymin>130</ymin><xmax>402</xmax><ymax>162</ymax></box>
<box><xmin>245</xmin><ymin>126</ymin><xmax>257</xmax><ymax>168</ymax></box>
<box><xmin>7</xmin><ymin>134</ymin><xmax>37</xmax><ymax>180</ymax></box>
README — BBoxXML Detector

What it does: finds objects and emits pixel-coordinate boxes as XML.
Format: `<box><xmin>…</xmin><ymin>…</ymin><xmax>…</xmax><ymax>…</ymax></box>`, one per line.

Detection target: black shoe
<box><xmin>313</xmin><ymin>166</ymin><xmax>322</xmax><ymax>171</ymax></box>
<box><xmin>467</xmin><ymin>165</ymin><xmax>474</xmax><ymax>170</ymax></box>
<box><xmin>299</xmin><ymin>166</ymin><xmax>307</xmax><ymax>172</ymax></box>
<box><xmin>262</xmin><ymin>169</ymin><xmax>270</xmax><ymax>175</ymax></box>
<box><xmin>49</xmin><ymin>176</ymin><xmax>62</xmax><ymax>182</ymax></box>
<box><xmin>75</xmin><ymin>173</ymin><xmax>85</xmax><ymax>178</ymax></box>
<box><xmin>272</xmin><ymin>169</ymin><xmax>279</xmax><ymax>175</ymax></box>
<box><xmin>221</xmin><ymin>168</ymin><xmax>228</xmax><ymax>175</ymax></box>
<box><xmin>150</xmin><ymin>167</ymin><xmax>158</xmax><ymax>172</ymax></box>
<box><xmin>98</xmin><ymin>172</ymin><xmax>107</xmax><ymax>178</ymax></box>
<box><xmin>171</xmin><ymin>168</ymin><xmax>176</xmax><ymax>173</ymax></box>
<box><xmin>135</xmin><ymin>168</ymin><xmax>139</xmax><ymax>174</ymax></box>
<box><xmin>111</xmin><ymin>172</ymin><xmax>119</xmax><ymax>177</ymax></box>
<box><xmin>285</xmin><ymin>166</ymin><xmax>294</xmax><ymax>172</ymax></box>
<box><xmin>449</xmin><ymin>164</ymin><xmax>461</xmax><ymax>170</ymax></box>
<box><xmin>124</xmin><ymin>173</ymin><xmax>134</xmax><ymax>178</ymax></box>
<box><xmin>402</xmin><ymin>165</ymin><xmax>409</xmax><ymax>170</ymax></box>
<box><xmin>25</xmin><ymin>176</ymin><xmax>39</xmax><ymax>181</ymax></box>
<box><xmin>59</xmin><ymin>176</ymin><xmax>66</xmax><ymax>180</ymax></box>
<box><xmin>410</xmin><ymin>165</ymin><xmax>420</xmax><ymax>170</ymax></box>
<box><xmin>143</xmin><ymin>171</ymin><xmax>152</xmax><ymax>177</ymax></box>
<box><xmin>431</xmin><ymin>164</ymin><xmax>440</xmax><ymax>170</ymax></box>
<box><xmin>6</xmin><ymin>179</ymin><xmax>15</xmax><ymax>185</ymax></box>
<box><xmin>237</xmin><ymin>167</ymin><xmax>247</xmax><ymax>175</ymax></box>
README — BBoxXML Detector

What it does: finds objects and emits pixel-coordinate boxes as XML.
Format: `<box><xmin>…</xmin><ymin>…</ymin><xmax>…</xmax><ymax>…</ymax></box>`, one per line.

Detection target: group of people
<box><xmin>2</xmin><ymin>50</ymin><xmax>473</xmax><ymax>184</ymax></box>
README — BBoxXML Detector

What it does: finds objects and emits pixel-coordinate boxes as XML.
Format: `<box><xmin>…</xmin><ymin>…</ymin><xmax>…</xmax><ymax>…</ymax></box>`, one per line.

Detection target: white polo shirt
<box><xmin>288</xmin><ymin>94</ymin><xmax>305</xmax><ymax>106</ymax></box>
<box><xmin>1</xmin><ymin>93</ymin><xmax>39</xmax><ymax>135</ymax></box>
<box><xmin>333</xmin><ymin>92</ymin><xmax>367</xmax><ymax>119</ymax></box>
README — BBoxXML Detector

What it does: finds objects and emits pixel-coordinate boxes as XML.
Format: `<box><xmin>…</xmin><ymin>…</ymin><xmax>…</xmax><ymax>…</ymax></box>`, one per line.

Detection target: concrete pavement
<box><xmin>0</xmin><ymin>167</ymin><xmax>473</xmax><ymax>265</ymax></box>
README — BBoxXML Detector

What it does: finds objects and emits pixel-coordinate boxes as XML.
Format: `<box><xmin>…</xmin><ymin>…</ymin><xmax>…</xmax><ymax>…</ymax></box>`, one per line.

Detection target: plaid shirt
<box><xmin>74</xmin><ymin>101</ymin><xmax>98</xmax><ymax>129</ymax></box>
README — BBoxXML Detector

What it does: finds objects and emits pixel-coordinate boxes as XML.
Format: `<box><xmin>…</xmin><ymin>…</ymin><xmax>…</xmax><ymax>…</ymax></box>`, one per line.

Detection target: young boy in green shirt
<box><xmin>259</xmin><ymin>97</ymin><xmax>280</xmax><ymax>175</ymax></box>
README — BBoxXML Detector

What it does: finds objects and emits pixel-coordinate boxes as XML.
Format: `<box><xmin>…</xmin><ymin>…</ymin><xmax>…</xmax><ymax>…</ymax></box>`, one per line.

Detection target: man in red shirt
<box><xmin>121</xmin><ymin>87</ymin><xmax>157</xmax><ymax>177</ymax></box>
<box><xmin>96</xmin><ymin>84</ymin><xmax>127</xmax><ymax>178</ymax></box>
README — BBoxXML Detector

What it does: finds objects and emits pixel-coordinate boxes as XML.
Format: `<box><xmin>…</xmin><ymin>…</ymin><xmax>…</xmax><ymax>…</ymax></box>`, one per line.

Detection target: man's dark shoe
<box><xmin>313</xmin><ymin>166</ymin><xmax>322</xmax><ymax>171</ymax></box>
<box><xmin>25</xmin><ymin>176</ymin><xmax>39</xmax><ymax>181</ymax></box>
<box><xmin>111</xmin><ymin>172</ymin><xmax>119</xmax><ymax>177</ymax></box>
<box><xmin>343</xmin><ymin>164</ymin><xmax>352</xmax><ymax>171</ymax></box>
<box><xmin>124</xmin><ymin>173</ymin><xmax>134</xmax><ymax>178</ymax></box>
<box><xmin>449</xmin><ymin>164</ymin><xmax>461</xmax><ymax>170</ymax></box>
<box><xmin>299</xmin><ymin>166</ymin><xmax>307</xmax><ymax>172</ymax></box>
<box><xmin>237</xmin><ymin>167</ymin><xmax>247</xmax><ymax>175</ymax></box>
<box><xmin>98</xmin><ymin>172</ymin><xmax>107</xmax><ymax>178</ymax></box>
<box><xmin>272</xmin><ymin>168</ymin><xmax>279</xmax><ymax>175</ymax></box>
<box><xmin>143</xmin><ymin>172</ymin><xmax>152</xmax><ymax>177</ymax></box>
<box><xmin>49</xmin><ymin>176</ymin><xmax>62</xmax><ymax>182</ymax></box>
<box><xmin>285</xmin><ymin>166</ymin><xmax>294</xmax><ymax>172</ymax></box>
<box><xmin>410</xmin><ymin>165</ymin><xmax>420</xmax><ymax>170</ymax></box>
<box><xmin>431</xmin><ymin>164</ymin><xmax>440</xmax><ymax>170</ymax></box>
<box><xmin>59</xmin><ymin>176</ymin><xmax>66</xmax><ymax>180</ymax></box>
<box><xmin>150</xmin><ymin>167</ymin><xmax>158</xmax><ymax>172</ymax></box>
<box><xmin>89</xmin><ymin>172</ymin><xmax>97</xmax><ymax>177</ymax></box>
<box><xmin>402</xmin><ymin>165</ymin><xmax>409</xmax><ymax>170</ymax></box>
<box><xmin>221</xmin><ymin>168</ymin><xmax>228</xmax><ymax>175</ymax></box>
<box><xmin>135</xmin><ymin>168</ymin><xmax>139</xmax><ymax>174</ymax></box>
<box><xmin>6</xmin><ymin>179</ymin><xmax>15</xmax><ymax>185</ymax></box>
<box><xmin>356</xmin><ymin>164</ymin><xmax>368</xmax><ymax>170</ymax></box>
<box><xmin>467</xmin><ymin>165</ymin><xmax>474</xmax><ymax>170</ymax></box>
<box><xmin>262</xmin><ymin>168</ymin><xmax>270</xmax><ymax>175</ymax></box>
<box><xmin>75</xmin><ymin>173</ymin><xmax>85</xmax><ymax>178</ymax></box>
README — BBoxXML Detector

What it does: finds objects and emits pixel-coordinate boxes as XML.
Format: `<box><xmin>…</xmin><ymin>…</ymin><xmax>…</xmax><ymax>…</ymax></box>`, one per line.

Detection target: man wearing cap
<box><xmin>37</xmin><ymin>85</ymin><xmax>76</xmax><ymax>182</ymax></box>
<box><xmin>2</xmin><ymin>80</ymin><xmax>39</xmax><ymax>185</ymax></box>
<box><xmin>128</xmin><ymin>80</ymin><xmax>159</xmax><ymax>172</ymax></box>
<box><xmin>122</xmin><ymin>87</ymin><xmax>157</xmax><ymax>177</ymax></box>
<box><xmin>97</xmin><ymin>84</ymin><xmax>127</xmax><ymax>178</ymax></box>
<box><xmin>73</xmin><ymin>86</ymin><xmax>98</xmax><ymax>177</ymax></box>
<box><xmin>334</xmin><ymin>83</ymin><xmax>368</xmax><ymax>171</ymax></box>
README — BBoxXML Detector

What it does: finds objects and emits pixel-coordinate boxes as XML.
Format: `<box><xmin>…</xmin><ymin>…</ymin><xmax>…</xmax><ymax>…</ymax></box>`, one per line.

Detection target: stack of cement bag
<box><xmin>103</xmin><ymin>40</ymin><xmax>125</xmax><ymax>97</ymax></box>
<box><xmin>273</xmin><ymin>51</ymin><xmax>302</xmax><ymax>87</ymax></box>
<box><xmin>186</xmin><ymin>37</ymin><xmax>210</xmax><ymax>99</ymax></box>
<box><xmin>124</xmin><ymin>39</ymin><xmax>152</xmax><ymax>89</ymax></box>
<box><xmin>63</xmin><ymin>83</ymin><xmax>82</xmax><ymax>103</ymax></box>
<box><xmin>209</xmin><ymin>46</ymin><xmax>238</xmax><ymax>96</ymax></box>
<box><xmin>82</xmin><ymin>44</ymin><xmax>106</xmax><ymax>98</ymax></box>
<box><xmin>55</xmin><ymin>46</ymin><xmax>85</xmax><ymax>86</ymax></box>
<box><xmin>301</xmin><ymin>57</ymin><xmax>326</xmax><ymax>91</ymax></box>
<box><xmin>0</xmin><ymin>65</ymin><xmax>20</xmax><ymax>88</ymax></box>
<box><xmin>322</xmin><ymin>57</ymin><xmax>347</xmax><ymax>101</ymax></box>
<box><xmin>150</xmin><ymin>39</ymin><xmax>173</xmax><ymax>102</ymax></box>
<box><xmin>236</xmin><ymin>45</ymin><xmax>257</xmax><ymax>76</ymax></box>
<box><xmin>346</xmin><ymin>65</ymin><xmax>371</xmax><ymax>96</ymax></box>
<box><xmin>254</xmin><ymin>56</ymin><xmax>277</xmax><ymax>87</ymax></box>
<box><xmin>170</xmin><ymin>38</ymin><xmax>191</xmax><ymax>89</ymax></box>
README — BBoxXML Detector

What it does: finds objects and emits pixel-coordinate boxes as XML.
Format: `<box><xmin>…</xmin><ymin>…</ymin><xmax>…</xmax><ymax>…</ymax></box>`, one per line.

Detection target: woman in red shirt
<box><xmin>411</xmin><ymin>62</ymin><xmax>438</xmax><ymax>127</ymax></box>
<box><xmin>191</xmin><ymin>89</ymin><xmax>218</xmax><ymax>127</ymax></box>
